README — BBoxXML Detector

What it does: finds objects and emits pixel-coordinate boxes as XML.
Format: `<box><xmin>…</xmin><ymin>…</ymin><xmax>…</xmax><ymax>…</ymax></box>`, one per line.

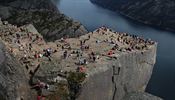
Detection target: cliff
<box><xmin>0</xmin><ymin>18</ymin><xmax>161</xmax><ymax>100</ymax></box>
<box><xmin>0</xmin><ymin>0</ymin><xmax>88</xmax><ymax>41</ymax></box>
<box><xmin>0</xmin><ymin>40</ymin><xmax>31</xmax><ymax>99</ymax></box>
<box><xmin>90</xmin><ymin>0</ymin><xmax>175</xmax><ymax>32</ymax></box>
<box><xmin>76</xmin><ymin>28</ymin><xmax>160</xmax><ymax>100</ymax></box>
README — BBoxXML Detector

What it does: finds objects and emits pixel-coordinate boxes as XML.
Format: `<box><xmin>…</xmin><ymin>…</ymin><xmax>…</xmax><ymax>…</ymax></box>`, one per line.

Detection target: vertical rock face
<box><xmin>0</xmin><ymin>42</ymin><xmax>31</xmax><ymax>100</ymax></box>
<box><xmin>77</xmin><ymin>44</ymin><xmax>158</xmax><ymax>100</ymax></box>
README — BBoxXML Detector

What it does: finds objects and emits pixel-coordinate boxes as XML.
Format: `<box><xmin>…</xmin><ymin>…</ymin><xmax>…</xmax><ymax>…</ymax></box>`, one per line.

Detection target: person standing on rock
<box><xmin>29</xmin><ymin>43</ymin><xmax>32</xmax><ymax>51</ymax></box>
<box><xmin>63</xmin><ymin>50</ymin><xmax>68</xmax><ymax>59</ymax></box>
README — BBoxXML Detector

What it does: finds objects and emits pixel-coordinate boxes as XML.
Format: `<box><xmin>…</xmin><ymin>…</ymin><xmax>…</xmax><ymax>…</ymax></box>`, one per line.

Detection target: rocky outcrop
<box><xmin>0</xmin><ymin>0</ymin><xmax>88</xmax><ymax>41</ymax></box>
<box><xmin>0</xmin><ymin>18</ymin><xmax>160</xmax><ymax>100</ymax></box>
<box><xmin>77</xmin><ymin>43</ymin><xmax>160</xmax><ymax>100</ymax></box>
<box><xmin>0</xmin><ymin>0</ymin><xmax>161</xmax><ymax>99</ymax></box>
<box><xmin>90</xmin><ymin>0</ymin><xmax>175</xmax><ymax>32</ymax></box>
<box><xmin>5</xmin><ymin>10</ymin><xmax>88</xmax><ymax>41</ymax></box>
<box><xmin>0</xmin><ymin>41</ymin><xmax>32</xmax><ymax>100</ymax></box>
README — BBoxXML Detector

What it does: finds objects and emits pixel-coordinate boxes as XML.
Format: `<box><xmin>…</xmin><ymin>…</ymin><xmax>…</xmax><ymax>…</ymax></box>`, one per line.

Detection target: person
<box><xmin>83</xmin><ymin>40</ymin><xmax>86</xmax><ymax>44</ymax></box>
<box><xmin>36</xmin><ymin>35</ymin><xmax>39</xmax><ymax>40</ymax></box>
<box><xmin>24</xmin><ymin>54</ymin><xmax>27</xmax><ymax>60</ymax></box>
<box><xmin>96</xmin><ymin>55</ymin><xmax>100</xmax><ymax>60</ymax></box>
<box><xmin>96</xmin><ymin>40</ymin><xmax>100</xmax><ymax>44</ymax></box>
<box><xmin>61</xmin><ymin>37</ymin><xmax>64</xmax><ymax>42</ymax></box>
<box><xmin>10</xmin><ymin>47</ymin><xmax>13</xmax><ymax>53</ymax></box>
<box><xmin>46</xmin><ymin>48</ymin><xmax>52</xmax><ymax>57</ymax></box>
<box><xmin>79</xmin><ymin>58</ymin><xmax>84</xmax><ymax>65</ymax></box>
<box><xmin>48</xmin><ymin>57</ymin><xmax>52</xmax><ymax>61</ymax></box>
<box><xmin>29</xmin><ymin>43</ymin><xmax>32</xmax><ymax>51</ymax></box>
<box><xmin>91</xmin><ymin>52</ymin><xmax>95</xmax><ymax>56</ymax></box>
<box><xmin>80</xmin><ymin>45</ymin><xmax>84</xmax><ymax>50</ymax></box>
<box><xmin>112</xmin><ymin>44</ymin><xmax>118</xmax><ymax>50</ymax></box>
<box><xmin>93</xmin><ymin>56</ymin><xmax>96</xmax><ymax>62</ymax></box>
<box><xmin>17</xmin><ymin>39</ymin><xmax>21</xmax><ymax>44</ymax></box>
<box><xmin>34</xmin><ymin>52</ymin><xmax>39</xmax><ymax>59</ymax></box>
<box><xmin>85</xmin><ymin>45</ymin><xmax>89</xmax><ymax>50</ymax></box>
<box><xmin>63</xmin><ymin>50</ymin><xmax>68</xmax><ymax>59</ymax></box>
<box><xmin>77</xmin><ymin>66</ymin><xmax>86</xmax><ymax>73</ymax></box>
<box><xmin>80</xmin><ymin>40</ymin><xmax>83</xmax><ymax>46</ymax></box>
<box><xmin>39</xmin><ymin>53</ymin><xmax>43</xmax><ymax>58</ymax></box>
<box><xmin>25</xmin><ymin>65</ymin><xmax>29</xmax><ymax>70</ymax></box>
<box><xmin>77</xmin><ymin>52</ymin><xmax>80</xmax><ymax>58</ymax></box>
<box><xmin>68</xmin><ymin>46</ymin><xmax>71</xmax><ymax>50</ymax></box>
<box><xmin>37</xmin><ymin>95</ymin><xmax>46</xmax><ymax>100</ymax></box>
<box><xmin>16</xmin><ymin>33</ymin><xmax>20</xmax><ymax>39</ymax></box>
<box><xmin>32</xmin><ymin>81</ymin><xmax>49</xmax><ymax>90</ymax></box>
<box><xmin>62</xmin><ymin>45</ymin><xmax>64</xmax><ymax>50</ymax></box>
<box><xmin>88</xmin><ymin>35</ymin><xmax>90</xmax><ymax>39</ymax></box>
<box><xmin>107</xmin><ymin>50</ymin><xmax>114</xmax><ymax>56</ymax></box>
<box><xmin>84</xmin><ymin>59</ymin><xmax>88</xmax><ymax>64</ymax></box>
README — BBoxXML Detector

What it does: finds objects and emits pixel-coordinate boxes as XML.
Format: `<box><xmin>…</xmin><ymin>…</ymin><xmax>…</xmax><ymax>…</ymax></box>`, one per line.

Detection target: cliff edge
<box><xmin>0</xmin><ymin>18</ymin><xmax>161</xmax><ymax>99</ymax></box>
<box><xmin>0</xmin><ymin>0</ymin><xmax>162</xmax><ymax>99</ymax></box>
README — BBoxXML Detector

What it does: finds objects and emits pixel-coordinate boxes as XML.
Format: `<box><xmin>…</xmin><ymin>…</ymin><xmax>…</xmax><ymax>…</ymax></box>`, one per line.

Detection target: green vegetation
<box><xmin>67</xmin><ymin>72</ymin><xmax>86</xmax><ymax>100</ymax></box>
<box><xmin>43</xmin><ymin>72</ymin><xmax>86</xmax><ymax>100</ymax></box>
<box><xmin>46</xmin><ymin>83</ymin><xmax>69</xmax><ymax>100</ymax></box>
<box><xmin>67</xmin><ymin>72</ymin><xmax>86</xmax><ymax>84</ymax></box>
<box><xmin>6</xmin><ymin>10</ymin><xmax>77</xmax><ymax>41</ymax></box>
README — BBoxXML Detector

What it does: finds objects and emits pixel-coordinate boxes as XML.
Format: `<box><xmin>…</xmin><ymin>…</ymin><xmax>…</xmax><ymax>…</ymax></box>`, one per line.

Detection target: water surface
<box><xmin>56</xmin><ymin>0</ymin><xmax>175</xmax><ymax>99</ymax></box>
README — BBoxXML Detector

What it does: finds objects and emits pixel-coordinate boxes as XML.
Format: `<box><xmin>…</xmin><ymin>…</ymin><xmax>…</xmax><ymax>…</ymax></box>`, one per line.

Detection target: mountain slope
<box><xmin>0</xmin><ymin>0</ymin><xmax>88</xmax><ymax>41</ymax></box>
<box><xmin>90</xmin><ymin>0</ymin><xmax>175</xmax><ymax>31</ymax></box>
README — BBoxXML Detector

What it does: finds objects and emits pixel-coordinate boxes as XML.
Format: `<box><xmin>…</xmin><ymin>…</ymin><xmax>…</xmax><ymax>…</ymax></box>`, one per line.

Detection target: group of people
<box><xmin>0</xmin><ymin>21</ymin><xmax>156</xmax><ymax>100</ymax></box>
<box><xmin>60</xmin><ymin>34</ymin><xmax>102</xmax><ymax>73</ymax></box>
<box><xmin>95</xmin><ymin>26</ymin><xmax>155</xmax><ymax>53</ymax></box>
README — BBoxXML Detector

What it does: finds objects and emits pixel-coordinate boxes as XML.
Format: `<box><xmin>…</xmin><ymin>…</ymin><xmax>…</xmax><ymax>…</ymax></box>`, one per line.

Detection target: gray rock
<box><xmin>0</xmin><ymin>41</ymin><xmax>32</xmax><ymax>100</ymax></box>
<box><xmin>122</xmin><ymin>92</ymin><xmax>163</xmax><ymax>100</ymax></box>
<box><xmin>77</xmin><ymin>44</ymin><xmax>158</xmax><ymax>100</ymax></box>
<box><xmin>22</xmin><ymin>24</ymin><xmax>39</xmax><ymax>34</ymax></box>
<box><xmin>32</xmin><ymin>58</ymin><xmax>63</xmax><ymax>84</ymax></box>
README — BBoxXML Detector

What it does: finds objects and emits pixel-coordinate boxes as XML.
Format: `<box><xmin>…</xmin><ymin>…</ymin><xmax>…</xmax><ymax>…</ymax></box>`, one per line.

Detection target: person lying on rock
<box><xmin>31</xmin><ymin>80</ymin><xmax>49</xmax><ymax>90</ymax></box>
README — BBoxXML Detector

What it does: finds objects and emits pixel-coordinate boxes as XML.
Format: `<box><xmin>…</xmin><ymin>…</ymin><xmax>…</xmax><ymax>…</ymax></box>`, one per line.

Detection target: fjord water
<box><xmin>56</xmin><ymin>0</ymin><xmax>175</xmax><ymax>99</ymax></box>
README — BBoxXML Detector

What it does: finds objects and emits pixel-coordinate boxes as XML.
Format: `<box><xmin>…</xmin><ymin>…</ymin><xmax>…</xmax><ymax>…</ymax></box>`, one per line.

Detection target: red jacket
<box><xmin>37</xmin><ymin>96</ymin><xmax>45</xmax><ymax>100</ymax></box>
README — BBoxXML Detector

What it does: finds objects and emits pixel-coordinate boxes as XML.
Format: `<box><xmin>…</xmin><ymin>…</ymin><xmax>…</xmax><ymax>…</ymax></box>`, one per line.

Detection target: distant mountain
<box><xmin>90</xmin><ymin>0</ymin><xmax>175</xmax><ymax>32</ymax></box>
<box><xmin>0</xmin><ymin>0</ymin><xmax>58</xmax><ymax>10</ymax></box>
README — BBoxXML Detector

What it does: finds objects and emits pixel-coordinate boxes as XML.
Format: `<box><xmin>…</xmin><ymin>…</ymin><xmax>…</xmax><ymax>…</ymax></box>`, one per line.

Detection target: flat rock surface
<box><xmin>0</xmin><ymin>20</ymin><xmax>156</xmax><ymax>77</ymax></box>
